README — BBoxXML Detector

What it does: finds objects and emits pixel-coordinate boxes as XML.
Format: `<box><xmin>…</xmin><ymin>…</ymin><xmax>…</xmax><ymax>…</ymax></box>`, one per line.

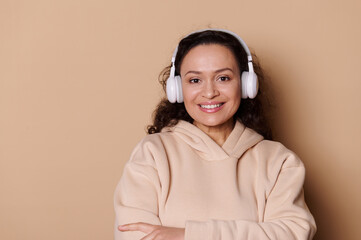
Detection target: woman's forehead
<box><xmin>180</xmin><ymin>44</ymin><xmax>239</xmax><ymax>74</ymax></box>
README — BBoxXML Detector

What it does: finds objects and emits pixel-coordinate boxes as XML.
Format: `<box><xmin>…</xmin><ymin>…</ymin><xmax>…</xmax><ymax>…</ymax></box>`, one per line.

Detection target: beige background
<box><xmin>1</xmin><ymin>0</ymin><xmax>360</xmax><ymax>239</ymax></box>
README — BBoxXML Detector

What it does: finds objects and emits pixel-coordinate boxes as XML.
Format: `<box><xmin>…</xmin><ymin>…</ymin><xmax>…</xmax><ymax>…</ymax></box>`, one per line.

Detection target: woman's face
<box><xmin>180</xmin><ymin>44</ymin><xmax>241</xmax><ymax>129</ymax></box>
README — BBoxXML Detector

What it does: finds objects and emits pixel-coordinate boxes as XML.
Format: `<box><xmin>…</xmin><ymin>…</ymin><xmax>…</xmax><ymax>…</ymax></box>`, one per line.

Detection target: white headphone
<box><xmin>166</xmin><ymin>28</ymin><xmax>259</xmax><ymax>103</ymax></box>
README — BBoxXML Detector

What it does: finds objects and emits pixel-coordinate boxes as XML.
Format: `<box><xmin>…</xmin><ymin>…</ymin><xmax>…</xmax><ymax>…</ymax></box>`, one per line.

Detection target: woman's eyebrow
<box><xmin>214</xmin><ymin>68</ymin><xmax>234</xmax><ymax>73</ymax></box>
<box><xmin>184</xmin><ymin>68</ymin><xmax>234</xmax><ymax>76</ymax></box>
<box><xmin>184</xmin><ymin>70</ymin><xmax>201</xmax><ymax>76</ymax></box>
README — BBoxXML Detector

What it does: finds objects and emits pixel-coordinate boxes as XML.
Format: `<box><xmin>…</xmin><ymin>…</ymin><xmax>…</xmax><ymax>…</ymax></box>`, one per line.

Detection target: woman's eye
<box><xmin>219</xmin><ymin>76</ymin><xmax>230</xmax><ymax>81</ymax></box>
<box><xmin>189</xmin><ymin>78</ymin><xmax>200</xmax><ymax>83</ymax></box>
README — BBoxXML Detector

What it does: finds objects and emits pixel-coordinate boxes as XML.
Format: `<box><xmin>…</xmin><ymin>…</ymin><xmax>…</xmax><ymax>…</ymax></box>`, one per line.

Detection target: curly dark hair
<box><xmin>147</xmin><ymin>30</ymin><xmax>272</xmax><ymax>140</ymax></box>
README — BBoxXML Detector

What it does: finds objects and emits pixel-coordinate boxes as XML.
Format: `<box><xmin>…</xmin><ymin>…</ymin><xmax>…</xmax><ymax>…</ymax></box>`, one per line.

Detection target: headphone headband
<box><xmin>171</xmin><ymin>28</ymin><xmax>253</xmax><ymax>66</ymax></box>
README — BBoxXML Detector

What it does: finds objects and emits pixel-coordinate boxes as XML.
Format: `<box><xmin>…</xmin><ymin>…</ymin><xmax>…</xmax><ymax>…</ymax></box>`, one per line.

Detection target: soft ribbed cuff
<box><xmin>185</xmin><ymin>220</ymin><xmax>209</xmax><ymax>240</ymax></box>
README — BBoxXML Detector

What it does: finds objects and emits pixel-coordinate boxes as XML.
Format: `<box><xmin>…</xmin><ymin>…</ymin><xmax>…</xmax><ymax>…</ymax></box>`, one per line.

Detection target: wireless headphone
<box><xmin>166</xmin><ymin>28</ymin><xmax>259</xmax><ymax>103</ymax></box>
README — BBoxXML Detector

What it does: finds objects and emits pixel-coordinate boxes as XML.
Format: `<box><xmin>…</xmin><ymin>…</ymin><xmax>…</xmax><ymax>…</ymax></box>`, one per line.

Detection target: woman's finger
<box><xmin>118</xmin><ymin>222</ymin><xmax>156</xmax><ymax>234</ymax></box>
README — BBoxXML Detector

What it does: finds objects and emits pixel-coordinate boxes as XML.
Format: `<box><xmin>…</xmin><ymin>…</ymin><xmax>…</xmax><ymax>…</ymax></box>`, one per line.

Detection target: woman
<box><xmin>114</xmin><ymin>29</ymin><xmax>316</xmax><ymax>240</ymax></box>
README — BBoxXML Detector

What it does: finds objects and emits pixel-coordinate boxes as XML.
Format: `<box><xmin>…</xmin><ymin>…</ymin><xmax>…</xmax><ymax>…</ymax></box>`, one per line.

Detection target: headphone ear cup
<box><xmin>166</xmin><ymin>75</ymin><xmax>184</xmax><ymax>103</ymax></box>
<box><xmin>166</xmin><ymin>76</ymin><xmax>177</xmax><ymax>103</ymax></box>
<box><xmin>174</xmin><ymin>76</ymin><xmax>183</xmax><ymax>103</ymax></box>
<box><xmin>241</xmin><ymin>72</ymin><xmax>249</xmax><ymax>99</ymax></box>
<box><xmin>241</xmin><ymin>71</ymin><xmax>259</xmax><ymax>99</ymax></box>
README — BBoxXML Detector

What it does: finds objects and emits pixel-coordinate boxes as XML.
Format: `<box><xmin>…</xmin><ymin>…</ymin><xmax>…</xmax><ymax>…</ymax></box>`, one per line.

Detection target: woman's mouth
<box><xmin>198</xmin><ymin>103</ymin><xmax>224</xmax><ymax>113</ymax></box>
<box><xmin>200</xmin><ymin>103</ymin><xmax>223</xmax><ymax>109</ymax></box>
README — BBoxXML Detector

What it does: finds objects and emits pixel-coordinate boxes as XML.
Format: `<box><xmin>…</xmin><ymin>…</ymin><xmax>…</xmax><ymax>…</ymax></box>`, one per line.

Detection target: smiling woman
<box><xmin>113</xmin><ymin>29</ymin><xmax>316</xmax><ymax>240</ymax></box>
<box><xmin>181</xmin><ymin>44</ymin><xmax>241</xmax><ymax>145</ymax></box>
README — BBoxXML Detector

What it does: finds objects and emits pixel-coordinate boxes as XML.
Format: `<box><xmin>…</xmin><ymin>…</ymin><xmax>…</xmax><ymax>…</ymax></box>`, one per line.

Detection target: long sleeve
<box><xmin>184</xmin><ymin>156</ymin><xmax>316</xmax><ymax>240</ymax></box>
<box><xmin>114</xmin><ymin>124</ymin><xmax>316</xmax><ymax>240</ymax></box>
<box><xmin>113</xmin><ymin>141</ymin><xmax>163</xmax><ymax>240</ymax></box>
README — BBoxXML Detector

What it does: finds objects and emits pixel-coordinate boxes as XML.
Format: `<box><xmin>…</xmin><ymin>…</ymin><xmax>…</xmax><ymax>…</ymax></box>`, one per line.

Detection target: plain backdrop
<box><xmin>1</xmin><ymin>0</ymin><xmax>360</xmax><ymax>239</ymax></box>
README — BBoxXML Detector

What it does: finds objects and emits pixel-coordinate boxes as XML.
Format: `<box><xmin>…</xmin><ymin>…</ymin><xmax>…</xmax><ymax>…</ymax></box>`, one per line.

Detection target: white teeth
<box><xmin>200</xmin><ymin>104</ymin><xmax>222</xmax><ymax>109</ymax></box>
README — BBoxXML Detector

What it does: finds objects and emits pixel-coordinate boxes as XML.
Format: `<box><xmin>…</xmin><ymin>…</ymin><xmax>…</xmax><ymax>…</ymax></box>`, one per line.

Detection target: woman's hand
<box><xmin>118</xmin><ymin>222</ymin><xmax>185</xmax><ymax>240</ymax></box>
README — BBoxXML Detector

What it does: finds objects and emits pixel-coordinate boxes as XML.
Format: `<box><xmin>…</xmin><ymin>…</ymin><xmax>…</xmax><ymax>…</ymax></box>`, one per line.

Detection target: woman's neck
<box><xmin>193</xmin><ymin>119</ymin><xmax>235</xmax><ymax>146</ymax></box>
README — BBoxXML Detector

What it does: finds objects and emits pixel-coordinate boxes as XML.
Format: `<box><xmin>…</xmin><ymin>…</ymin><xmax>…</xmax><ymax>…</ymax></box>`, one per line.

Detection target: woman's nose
<box><xmin>202</xmin><ymin>81</ymin><xmax>219</xmax><ymax>99</ymax></box>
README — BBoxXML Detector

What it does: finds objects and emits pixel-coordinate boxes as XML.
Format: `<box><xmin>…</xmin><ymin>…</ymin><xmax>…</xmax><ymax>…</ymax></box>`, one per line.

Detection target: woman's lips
<box><xmin>198</xmin><ymin>102</ymin><xmax>224</xmax><ymax>113</ymax></box>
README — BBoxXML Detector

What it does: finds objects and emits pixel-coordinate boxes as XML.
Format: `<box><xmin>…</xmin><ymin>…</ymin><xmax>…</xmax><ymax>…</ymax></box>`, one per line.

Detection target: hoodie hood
<box><xmin>162</xmin><ymin>120</ymin><xmax>264</xmax><ymax>161</ymax></box>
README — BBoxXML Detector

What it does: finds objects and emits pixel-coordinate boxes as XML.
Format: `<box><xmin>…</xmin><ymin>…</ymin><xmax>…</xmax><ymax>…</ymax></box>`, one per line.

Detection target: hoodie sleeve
<box><xmin>185</xmin><ymin>155</ymin><xmax>316</xmax><ymax>240</ymax></box>
<box><xmin>113</xmin><ymin>140</ymin><xmax>163</xmax><ymax>240</ymax></box>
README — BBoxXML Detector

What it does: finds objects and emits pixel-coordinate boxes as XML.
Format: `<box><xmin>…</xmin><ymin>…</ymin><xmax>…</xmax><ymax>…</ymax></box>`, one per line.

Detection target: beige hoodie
<box><xmin>114</xmin><ymin>120</ymin><xmax>316</xmax><ymax>240</ymax></box>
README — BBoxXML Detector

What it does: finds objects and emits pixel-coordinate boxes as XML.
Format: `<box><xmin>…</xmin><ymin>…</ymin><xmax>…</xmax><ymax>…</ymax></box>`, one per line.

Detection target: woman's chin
<box><xmin>193</xmin><ymin>117</ymin><xmax>234</xmax><ymax>129</ymax></box>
